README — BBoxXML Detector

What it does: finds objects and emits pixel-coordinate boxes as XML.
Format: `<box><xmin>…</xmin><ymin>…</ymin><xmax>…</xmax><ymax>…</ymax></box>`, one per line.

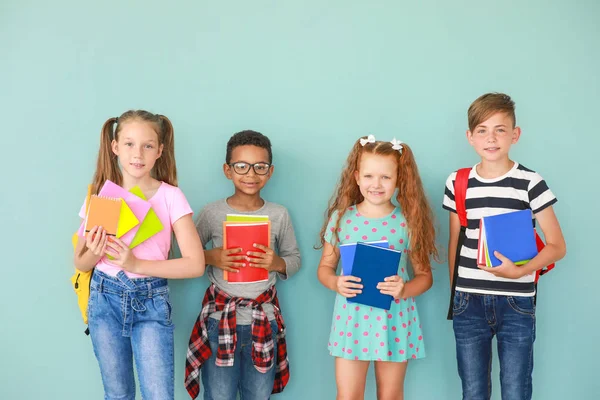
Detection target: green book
<box><xmin>128</xmin><ymin>186</ymin><xmax>164</xmax><ymax>248</ymax></box>
<box><xmin>226</xmin><ymin>214</ymin><xmax>269</xmax><ymax>222</ymax></box>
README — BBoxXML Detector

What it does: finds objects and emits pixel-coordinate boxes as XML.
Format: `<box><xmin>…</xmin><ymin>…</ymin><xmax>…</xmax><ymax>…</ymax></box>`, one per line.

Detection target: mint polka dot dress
<box><xmin>324</xmin><ymin>206</ymin><xmax>426</xmax><ymax>362</ymax></box>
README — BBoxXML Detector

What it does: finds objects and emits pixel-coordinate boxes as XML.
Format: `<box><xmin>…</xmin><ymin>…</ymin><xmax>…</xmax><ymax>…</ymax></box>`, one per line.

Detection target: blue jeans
<box><xmin>201</xmin><ymin>317</ymin><xmax>279</xmax><ymax>400</ymax></box>
<box><xmin>88</xmin><ymin>270</ymin><xmax>174</xmax><ymax>400</ymax></box>
<box><xmin>453</xmin><ymin>291</ymin><xmax>536</xmax><ymax>400</ymax></box>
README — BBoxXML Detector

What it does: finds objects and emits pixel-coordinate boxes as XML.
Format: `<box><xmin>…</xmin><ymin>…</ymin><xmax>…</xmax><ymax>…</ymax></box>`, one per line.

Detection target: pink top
<box><xmin>79</xmin><ymin>182</ymin><xmax>193</xmax><ymax>278</ymax></box>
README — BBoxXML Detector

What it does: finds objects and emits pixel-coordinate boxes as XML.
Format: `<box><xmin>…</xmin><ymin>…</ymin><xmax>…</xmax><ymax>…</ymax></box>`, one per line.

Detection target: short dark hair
<box><xmin>225</xmin><ymin>130</ymin><xmax>273</xmax><ymax>164</ymax></box>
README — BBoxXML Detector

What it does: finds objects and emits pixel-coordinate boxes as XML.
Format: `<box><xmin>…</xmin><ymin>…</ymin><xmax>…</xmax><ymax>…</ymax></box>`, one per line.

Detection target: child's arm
<box><xmin>317</xmin><ymin>242</ymin><xmax>363</xmax><ymax>297</ymax></box>
<box><xmin>248</xmin><ymin>210</ymin><xmax>301</xmax><ymax>279</ymax></box>
<box><xmin>448</xmin><ymin>212</ymin><xmax>461</xmax><ymax>284</ymax></box>
<box><xmin>402</xmin><ymin>258</ymin><xmax>433</xmax><ymax>298</ymax></box>
<box><xmin>196</xmin><ymin>207</ymin><xmax>246</xmax><ymax>273</ymax></box>
<box><xmin>523</xmin><ymin>206</ymin><xmax>567</xmax><ymax>272</ymax></box>
<box><xmin>73</xmin><ymin>225</ymin><xmax>108</xmax><ymax>272</ymax></box>
<box><xmin>247</xmin><ymin>244</ymin><xmax>287</xmax><ymax>274</ymax></box>
<box><xmin>481</xmin><ymin>206</ymin><xmax>566</xmax><ymax>279</ymax></box>
<box><xmin>274</xmin><ymin>211</ymin><xmax>301</xmax><ymax>279</ymax></box>
<box><xmin>442</xmin><ymin>172</ymin><xmax>461</xmax><ymax>285</ymax></box>
<box><xmin>106</xmin><ymin>214</ymin><xmax>206</xmax><ymax>278</ymax></box>
<box><xmin>204</xmin><ymin>247</ymin><xmax>246</xmax><ymax>272</ymax></box>
<box><xmin>377</xmin><ymin>256</ymin><xmax>433</xmax><ymax>299</ymax></box>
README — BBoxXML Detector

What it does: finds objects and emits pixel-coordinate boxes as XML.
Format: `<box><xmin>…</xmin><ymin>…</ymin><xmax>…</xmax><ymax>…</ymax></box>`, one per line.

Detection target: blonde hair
<box><xmin>90</xmin><ymin>110</ymin><xmax>177</xmax><ymax>195</ymax></box>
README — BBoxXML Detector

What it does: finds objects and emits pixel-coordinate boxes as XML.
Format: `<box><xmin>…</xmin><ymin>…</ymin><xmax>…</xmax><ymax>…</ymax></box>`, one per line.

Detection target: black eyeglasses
<box><xmin>228</xmin><ymin>161</ymin><xmax>271</xmax><ymax>175</ymax></box>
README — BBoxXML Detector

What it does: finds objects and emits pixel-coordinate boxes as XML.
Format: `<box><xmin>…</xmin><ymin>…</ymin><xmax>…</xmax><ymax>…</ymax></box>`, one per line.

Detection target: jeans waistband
<box><xmin>91</xmin><ymin>269</ymin><xmax>168</xmax><ymax>296</ymax></box>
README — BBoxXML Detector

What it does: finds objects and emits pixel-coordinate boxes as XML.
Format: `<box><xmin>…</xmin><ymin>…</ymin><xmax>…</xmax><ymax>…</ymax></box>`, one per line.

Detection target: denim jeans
<box><xmin>88</xmin><ymin>270</ymin><xmax>174</xmax><ymax>400</ymax></box>
<box><xmin>453</xmin><ymin>291</ymin><xmax>536</xmax><ymax>400</ymax></box>
<box><xmin>201</xmin><ymin>317</ymin><xmax>279</xmax><ymax>400</ymax></box>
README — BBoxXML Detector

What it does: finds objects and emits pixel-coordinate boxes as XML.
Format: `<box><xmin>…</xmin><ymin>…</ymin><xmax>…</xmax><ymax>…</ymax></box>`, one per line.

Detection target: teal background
<box><xmin>1</xmin><ymin>1</ymin><xmax>598</xmax><ymax>398</ymax></box>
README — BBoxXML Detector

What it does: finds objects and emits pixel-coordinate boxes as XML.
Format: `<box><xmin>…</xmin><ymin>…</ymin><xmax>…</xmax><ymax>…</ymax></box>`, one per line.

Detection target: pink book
<box><xmin>97</xmin><ymin>181</ymin><xmax>152</xmax><ymax>246</ymax></box>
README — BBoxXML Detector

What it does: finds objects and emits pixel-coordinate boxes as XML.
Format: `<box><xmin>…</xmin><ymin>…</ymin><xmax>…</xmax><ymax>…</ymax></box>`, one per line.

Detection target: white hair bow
<box><xmin>360</xmin><ymin>134</ymin><xmax>376</xmax><ymax>146</ymax></box>
<box><xmin>390</xmin><ymin>138</ymin><xmax>403</xmax><ymax>153</ymax></box>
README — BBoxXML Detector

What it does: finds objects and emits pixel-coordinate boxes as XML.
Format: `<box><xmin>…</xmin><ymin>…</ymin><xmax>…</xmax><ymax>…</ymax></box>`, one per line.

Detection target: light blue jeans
<box><xmin>201</xmin><ymin>317</ymin><xmax>279</xmax><ymax>400</ymax></box>
<box><xmin>88</xmin><ymin>269</ymin><xmax>174</xmax><ymax>400</ymax></box>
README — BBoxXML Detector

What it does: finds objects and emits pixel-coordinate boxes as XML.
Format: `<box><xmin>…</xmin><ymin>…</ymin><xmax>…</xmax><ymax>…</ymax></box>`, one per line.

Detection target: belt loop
<box><xmin>147</xmin><ymin>282</ymin><xmax>153</xmax><ymax>298</ymax></box>
<box><xmin>98</xmin><ymin>276</ymin><xmax>104</xmax><ymax>293</ymax></box>
<box><xmin>115</xmin><ymin>270</ymin><xmax>137</xmax><ymax>291</ymax></box>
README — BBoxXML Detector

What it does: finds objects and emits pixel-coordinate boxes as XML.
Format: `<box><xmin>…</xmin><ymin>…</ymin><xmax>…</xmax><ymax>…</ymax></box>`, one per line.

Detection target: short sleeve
<box><xmin>78</xmin><ymin>200</ymin><xmax>86</xmax><ymax>218</ymax></box>
<box><xmin>167</xmin><ymin>186</ymin><xmax>193</xmax><ymax>225</ymax></box>
<box><xmin>528</xmin><ymin>172</ymin><xmax>557</xmax><ymax>214</ymax></box>
<box><xmin>324</xmin><ymin>210</ymin><xmax>340</xmax><ymax>245</ymax></box>
<box><xmin>76</xmin><ymin>199</ymin><xmax>87</xmax><ymax>237</ymax></box>
<box><xmin>442</xmin><ymin>172</ymin><xmax>457</xmax><ymax>213</ymax></box>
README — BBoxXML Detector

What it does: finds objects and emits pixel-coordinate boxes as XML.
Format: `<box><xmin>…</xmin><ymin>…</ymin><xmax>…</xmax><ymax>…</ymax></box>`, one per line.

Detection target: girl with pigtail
<box><xmin>74</xmin><ymin>110</ymin><xmax>205</xmax><ymax>400</ymax></box>
<box><xmin>317</xmin><ymin>135</ymin><xmax>439</xmax><ymax>400</ymax></box>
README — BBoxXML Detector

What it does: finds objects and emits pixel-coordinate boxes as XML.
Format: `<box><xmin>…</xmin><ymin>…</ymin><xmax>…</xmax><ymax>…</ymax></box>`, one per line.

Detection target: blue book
<box><xmin>482</xmin><ymin>209</ymin><xmax>538</xmax><ymax>267</ymax></box>
<box><xmin>339</xmin><ymin>240</ymin><xmax>389</xmax><ymax>276</ymax></box>
<box><xmin>348</xmin><ymin>243</ymin><xmax>402</xmax><ymax>310</ymax></box>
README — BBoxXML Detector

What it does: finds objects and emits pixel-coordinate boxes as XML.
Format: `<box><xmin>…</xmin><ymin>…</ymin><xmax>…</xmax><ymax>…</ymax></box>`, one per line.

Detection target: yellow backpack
<box><xmin>71</xmin><ymin>186</ymin><xmax>93</xmax><ymax>335</ymax></box>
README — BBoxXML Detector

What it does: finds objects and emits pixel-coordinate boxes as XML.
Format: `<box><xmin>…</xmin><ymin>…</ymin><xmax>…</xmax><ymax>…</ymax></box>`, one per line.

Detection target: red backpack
<box><xmin>446</xmin><ymin>168</ymin><xmax>555</xmax><ymax>320</ymax></box>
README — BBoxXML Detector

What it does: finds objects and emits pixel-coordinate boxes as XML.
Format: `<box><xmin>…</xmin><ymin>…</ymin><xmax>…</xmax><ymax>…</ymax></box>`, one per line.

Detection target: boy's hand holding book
<box><xmin>208</xmin><ymin>247</ymin><xmax>246</xmax><ymax>273</ymax></box>
<box><xmin>478</xmin><ymin>251</ymin><xmax>523</xmax><ymax>279</ymax></box>
<box><xmin>246</xmin><ymin>243</ymin><xmax>286</xmax><ymax>274</ymax></box>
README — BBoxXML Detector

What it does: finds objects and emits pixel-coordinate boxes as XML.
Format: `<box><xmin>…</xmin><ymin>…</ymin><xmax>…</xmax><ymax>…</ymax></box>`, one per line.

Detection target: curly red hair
<box><xmin>318</xmin><ymin>137</ymin><xmax>440</xmax><ymax>269</ymax></box>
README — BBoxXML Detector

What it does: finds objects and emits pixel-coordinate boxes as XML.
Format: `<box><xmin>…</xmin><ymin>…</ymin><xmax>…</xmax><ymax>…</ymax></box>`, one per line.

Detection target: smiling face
<box><xmin>111</xmin><ymin>119</ymin><xmax>163</xmax><ymax>180</ymax></box>
<box><xmin>354</xmin><ymin>152</ymin><xmax>398</xmax><ymax>207</ymax></box>
<box><xmin>224</xmin><ymin>145</ymin><xmax>274</xmax><ymax>196</ymax></box>
<box><xmin>467</xmin><ymin>111</ymin><xmax>520</xmax><ymax>163</ymax></box>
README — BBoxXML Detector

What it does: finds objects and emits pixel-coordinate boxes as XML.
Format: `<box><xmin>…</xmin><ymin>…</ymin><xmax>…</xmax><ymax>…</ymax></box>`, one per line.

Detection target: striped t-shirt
<box><xmin>443</xmin><ymin>162</ymin><xmax>557</xmax><ymax>297</ymax></box>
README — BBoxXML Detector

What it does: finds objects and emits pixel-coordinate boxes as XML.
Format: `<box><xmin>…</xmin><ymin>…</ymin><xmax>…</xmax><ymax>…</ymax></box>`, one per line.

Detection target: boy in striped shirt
<box><xmin>443</xmin><ymin>93</ymin><xmax>566</xmax><ymax>400</ymax></box>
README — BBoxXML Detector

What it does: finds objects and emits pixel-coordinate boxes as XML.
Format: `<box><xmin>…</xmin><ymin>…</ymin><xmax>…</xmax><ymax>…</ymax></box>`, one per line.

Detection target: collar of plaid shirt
<box><xmin>184</xmin><ymin>283</ymin><xmax>290</xmax><ymax>399</ymax></box>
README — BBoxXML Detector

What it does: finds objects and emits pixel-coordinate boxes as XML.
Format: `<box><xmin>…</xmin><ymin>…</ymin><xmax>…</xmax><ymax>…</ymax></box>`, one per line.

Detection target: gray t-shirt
<box><xmin>195</xmin><ymin>198</ymin><xmax>301</xmax><ymax>324</ymax></box>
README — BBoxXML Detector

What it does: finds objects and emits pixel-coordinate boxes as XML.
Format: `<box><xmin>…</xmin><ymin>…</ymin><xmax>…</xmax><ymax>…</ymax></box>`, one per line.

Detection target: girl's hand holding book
<box><xmin>85</xmin><ymin>226</ymin><xmax>108</xmax><ymax>257</ymax></box>
<box><xmin>105</xmin><ymin>237</ymin><xmax>139</xmax><ymax>272</ymax></box>
<box><xmin>336</xmin><ymin>276</ymin><xmax>363</xmax><ymax>298</ymax></box>
<box><xmin>377</xmin><ymin>275</ymin><xmax>405</xmax><ymax>299</ymax></box>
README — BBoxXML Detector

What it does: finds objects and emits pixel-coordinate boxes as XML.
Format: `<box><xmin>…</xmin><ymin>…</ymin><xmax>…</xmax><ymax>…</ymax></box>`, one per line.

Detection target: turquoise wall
<box><xmin>2</xmin><ymin>1</ymin><xmax>598</xmax><ymax>398</ymax></box>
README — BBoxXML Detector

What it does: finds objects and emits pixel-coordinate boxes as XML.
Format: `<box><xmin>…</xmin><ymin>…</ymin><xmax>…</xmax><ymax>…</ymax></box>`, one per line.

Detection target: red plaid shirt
<box><xmin>184</xmin><ymin>283</ymin><xmax>290</xmax><ymax>399</ymax></box>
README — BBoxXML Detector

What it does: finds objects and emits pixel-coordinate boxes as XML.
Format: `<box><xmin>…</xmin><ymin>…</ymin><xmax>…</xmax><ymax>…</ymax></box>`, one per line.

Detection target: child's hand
<box><xmin>85</xmin><ymin>226</ymin><xmax>108</xmax><ymax>257</ymax></box>
<box><xmin>478</xmin><ymin>251</ymin><xmax>526</xmax><ymax>279</ymax></box>
<box><xmin>105</xmin><ymin>237</ymin><xmax>139</xmax><ymax>272</ymax></box>
<box><xmin>215</xmin><ymin>247</ymin><xmax>246</xmax><ymax>273</ymax></box>
<box><xmin>336</xmin><ymin>276</ymin><xmax>363</xmax><ymax>298</ymax></box>
<box><xmin>247</xmin><ymin>243</ymin><xmax>285</xmax><ymax>273</ymax></box>
<box><xmin>377</xmin><ymin>275</ymin><xmax>405</xmax><ymax>299</ymax></box>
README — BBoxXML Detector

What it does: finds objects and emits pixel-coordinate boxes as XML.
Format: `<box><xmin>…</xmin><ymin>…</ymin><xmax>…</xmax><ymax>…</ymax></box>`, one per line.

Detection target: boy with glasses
<box><xmin>185</xmin><ymin>130</ymin><xmax>301</xmax><ymax>400</ymax></box>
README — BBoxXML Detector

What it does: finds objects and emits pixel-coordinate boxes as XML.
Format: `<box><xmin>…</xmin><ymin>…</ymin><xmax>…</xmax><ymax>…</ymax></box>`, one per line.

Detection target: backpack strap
<box><xmin>534</xmin><ymin>230</ymin><xmax>555</xmax><ymax>283</ymax></box>
<box><xmin>454</xmin><ymin>168</ymin><xmax>471</xmax><ymax>228</ymax></box>
<box><xmin>446</xmin><ymin>168</ymin><xmax>471</xmax><ymax>320</ymax></box>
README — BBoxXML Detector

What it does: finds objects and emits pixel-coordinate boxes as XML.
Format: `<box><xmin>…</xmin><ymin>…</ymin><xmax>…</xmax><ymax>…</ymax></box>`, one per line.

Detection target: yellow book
<box><xmin>129</xmin><ymin>186</ymin><xmax>164</xmax><ymax>248</ymax></box>
<box><xmin>116</xmin><ymin>199</ymin><xmax>139</xmax><ymax>238</ymax></box>
<box><xmin>226</xmin><ymin>214</ymin><xmax>269</xmax><ymax>222</ymax></box>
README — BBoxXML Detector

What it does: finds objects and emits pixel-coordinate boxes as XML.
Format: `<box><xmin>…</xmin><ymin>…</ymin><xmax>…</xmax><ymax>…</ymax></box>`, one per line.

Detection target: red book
<box><xmin>222</xmin><ymin>221</ymin><xmax>271</xmax><ymax>284</ymax></box>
